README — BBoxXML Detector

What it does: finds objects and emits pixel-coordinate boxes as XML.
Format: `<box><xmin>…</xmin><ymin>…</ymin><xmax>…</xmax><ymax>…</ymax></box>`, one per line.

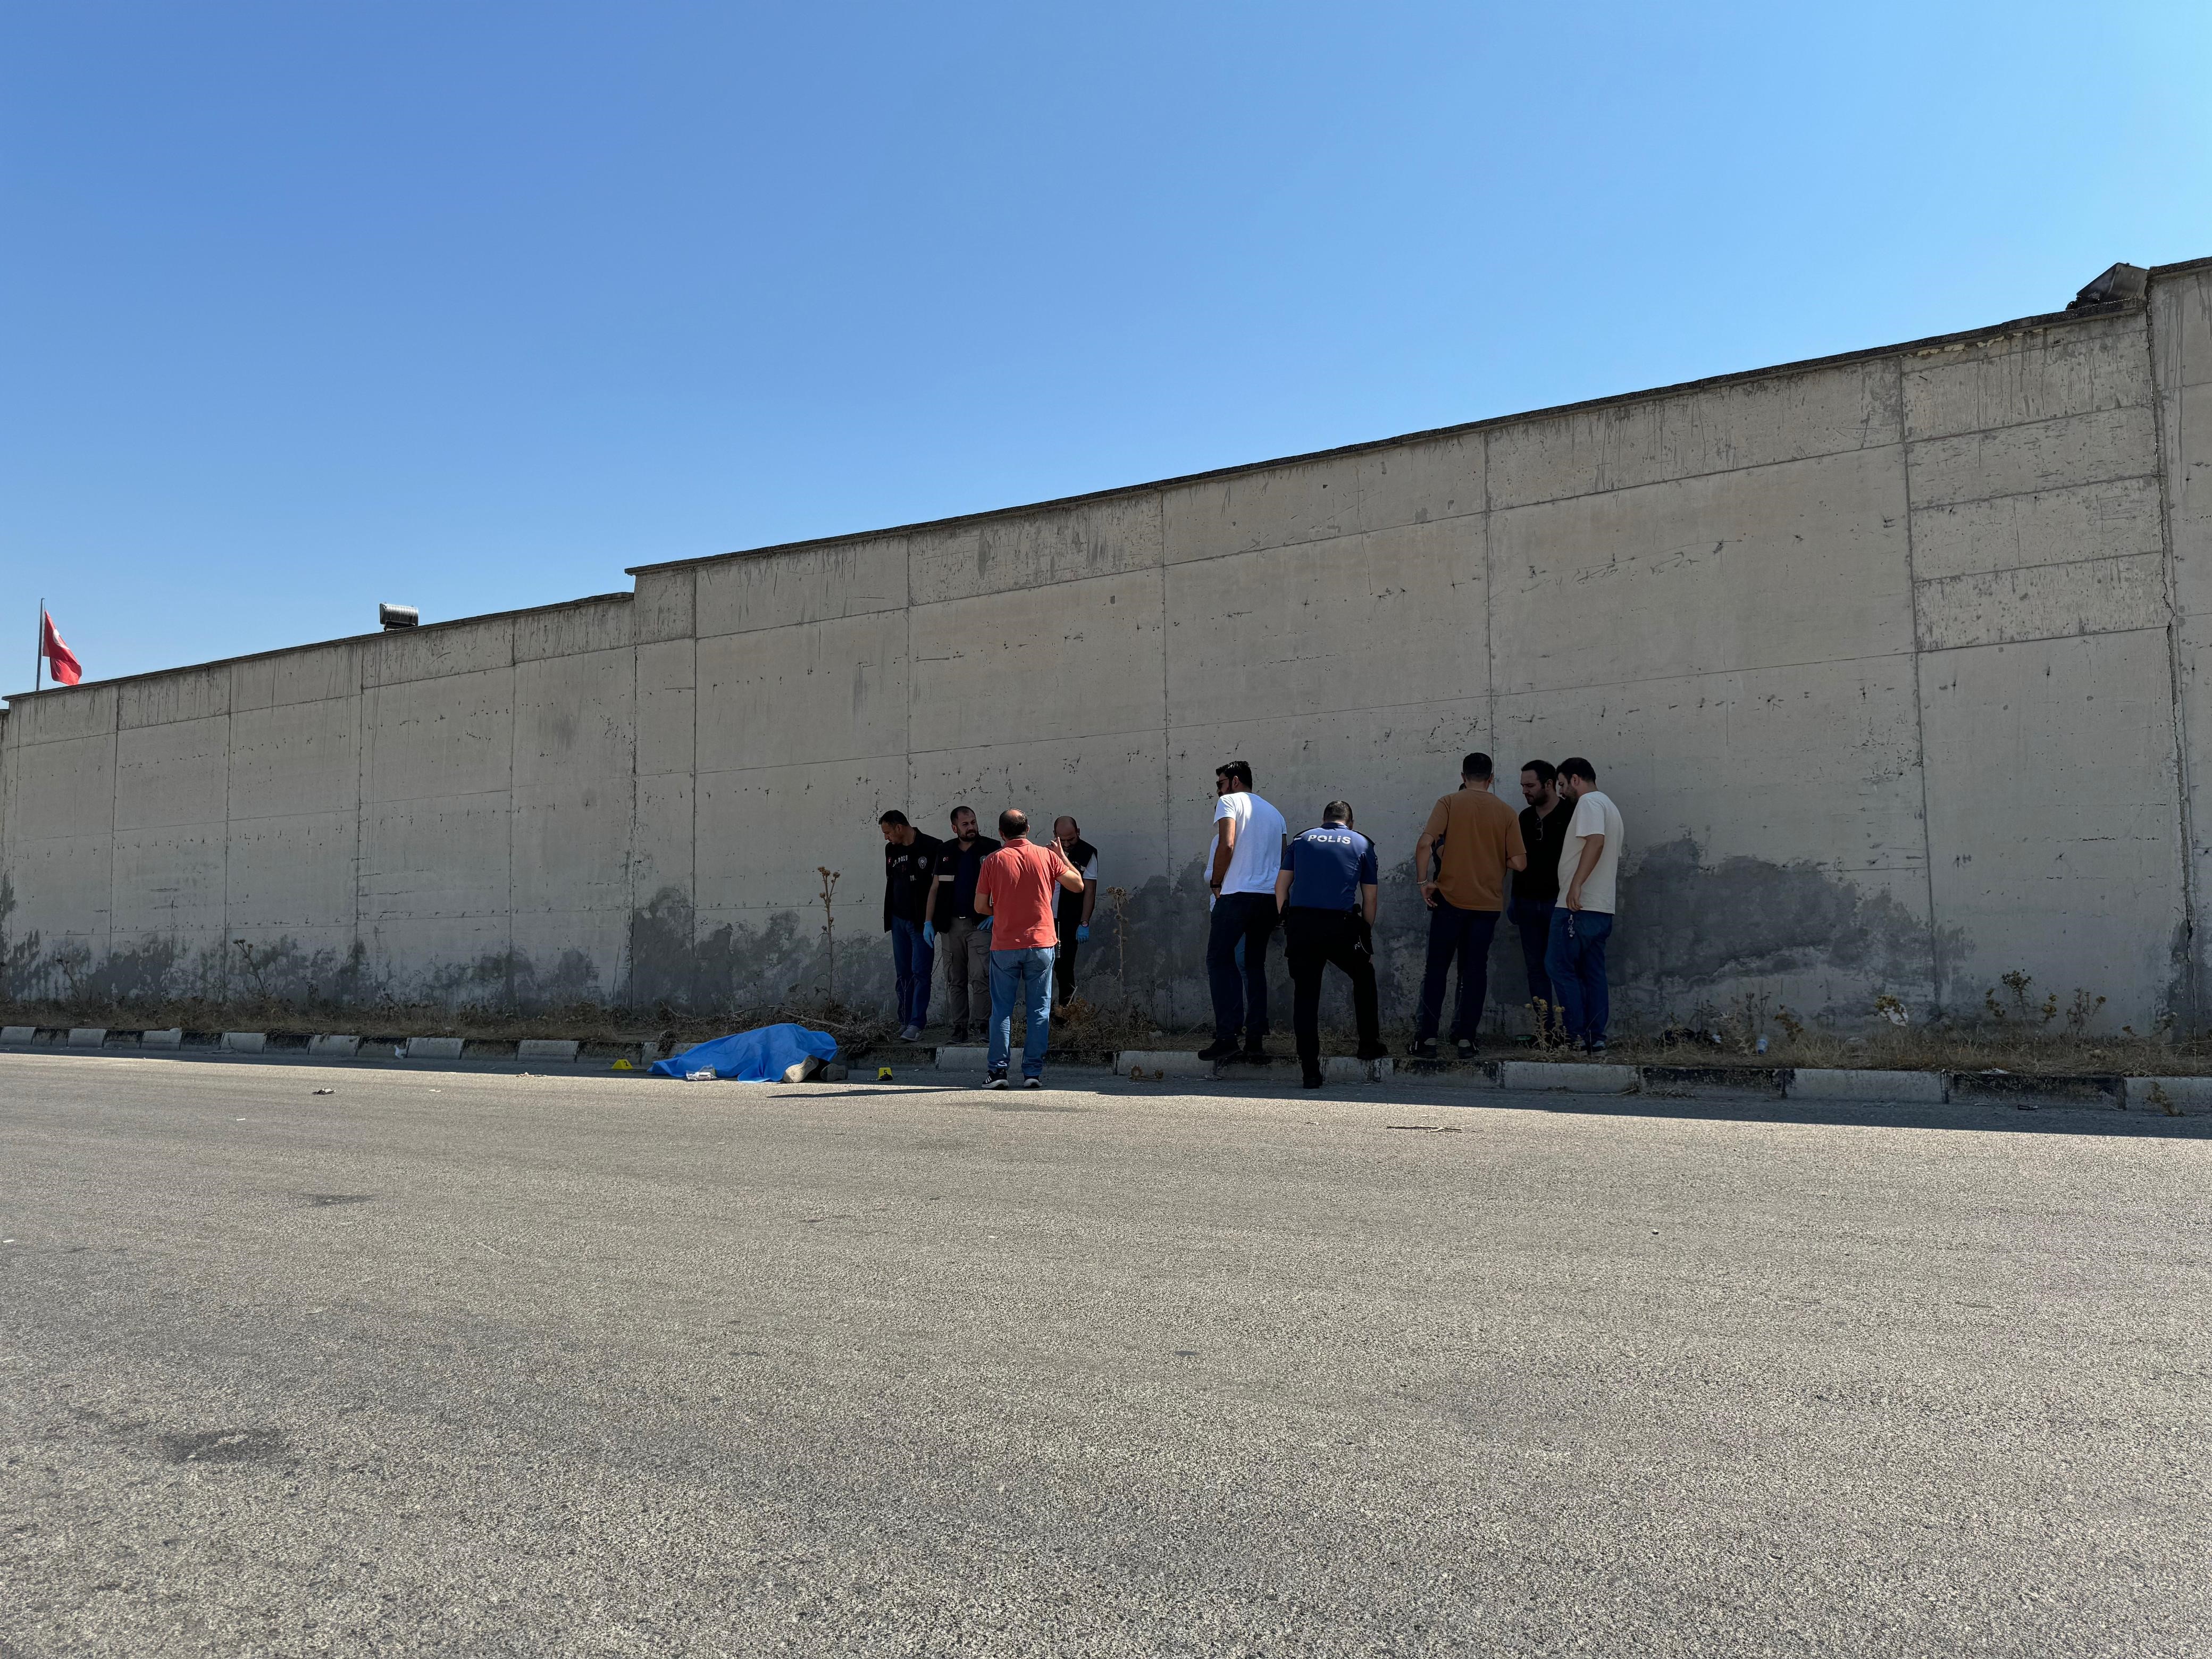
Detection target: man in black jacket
<box><xmin>1512</xmin><ymin>761</ymin><xmax>1575</xmax><ymax>1041</ymax></box>
<box><xmin>879</xmin><ymin>810</ymin><xmax>942</xmax><ymax>1041</ymax></box>
<box><xmin>928</xmin><ymin>806</ymin><xmax>1000</xmax><ymax>1044</ymax></box>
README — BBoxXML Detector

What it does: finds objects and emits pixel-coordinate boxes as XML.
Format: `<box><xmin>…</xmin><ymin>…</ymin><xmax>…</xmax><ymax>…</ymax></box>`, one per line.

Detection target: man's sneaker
<box><xmin>1196</xmin><ymin>1039</ymin><xmax>1241</xmax><ymax>1063</ymax></box>
<box><xmin>1024</xmin><ymin>1076</ymin><xmax>1044</xmax><ymax>1089</ymax></box>
<box><xmin>1301</xmin><ymin>1070</ymin><xmax>1325</xmax><ymax>1090</ymax></box>
<box><xmin>898</xmin><ymin>1024</ymin><xmax>919</xmax><ymax>1042</ymax></box>
<box><xmin>987</xmin><ymin>1069</ymin><xmax>1009</xmax><ymax>1089</ymax></box>
<box><xmin>1586</xmin><ymin>1038</ymin><xmax>1607</xmax><ymax>1055</ymax></box>
<box><xmin>1405</xmin><ymin>1038</ymin><xmax>1439</xmax><ymax>1061</ymax></box>
<box><xmin>1454</xmin><ymin>1037</ymin><xmax>1475</xmax><ymax>1061</ymax></box>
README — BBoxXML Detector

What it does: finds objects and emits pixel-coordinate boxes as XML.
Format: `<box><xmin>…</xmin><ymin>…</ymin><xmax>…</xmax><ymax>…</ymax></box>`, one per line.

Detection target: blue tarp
<box><xmin>649</xmin><ymin>1023</ymin><xmax>839</xmax><ymax>1082</ymax></box>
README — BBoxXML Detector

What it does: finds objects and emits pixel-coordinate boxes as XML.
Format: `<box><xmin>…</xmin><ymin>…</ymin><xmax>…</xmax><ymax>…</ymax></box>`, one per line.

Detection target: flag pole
<box><xmin>35</xmin><ymin>597</ymin><xmax>42</xmax><ymax>693</ymax></box>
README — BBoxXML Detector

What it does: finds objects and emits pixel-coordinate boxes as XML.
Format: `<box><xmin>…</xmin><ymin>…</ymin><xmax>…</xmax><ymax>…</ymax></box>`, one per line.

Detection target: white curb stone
<box><xmin>2124</xmin><ymin>1076</ymin><xmax>2212</xmax><ymax>1113</ymax></box>
<box><xmin>1787</xmin><ymin>1068</ymin><xmax>1946</xmax><ymax>1102</ymax></box>
<box><xmin>517</xmin><ymin>1038</ymin><xmax>581</xmax><ymax>1062</ymax></box>
<box><xmin>67</xmin><ymin>1028</ymin><xmax>108</xmax><ymax>1048</ymax></box>
<box><xmin>934</xmin><ymin>1044</ymin><xmax>991</xmax><ymax>1072</ymax></box>
<box><xmin>1499</xmin><ymin>1060</ymin><xmax>1638</xmax><ymax>1093</ymax></box>
<box><xmin>405</xmin><ymin>1036</ymin><xmax>465</xmax><ymax>1060</ymax></box>
<box><xmin>222</xmin><ymin>1032</ymin><xmax>267</xmax><ymax>1053</ymax></box>
<box><xmin>308</xmin><ymin>1035</ymin><xmax>363</xmax><ymax>1057</ymax></box>
<box><xmin>1</xmin><ymin>1026</ymin><xmax>34</xmax><ymax>1044</ymax></box>
<box><xmin>141</xmin><ymin>1028</ymin><xmax>183</xmax><ymax>1049</ymax></box>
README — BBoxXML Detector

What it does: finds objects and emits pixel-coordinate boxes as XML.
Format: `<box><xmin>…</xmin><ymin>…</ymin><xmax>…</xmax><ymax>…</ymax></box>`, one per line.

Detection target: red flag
<box><xmin>41</xmin><ymin>610</ymin><xmax>81</xmax><ymax>685</ymax></box>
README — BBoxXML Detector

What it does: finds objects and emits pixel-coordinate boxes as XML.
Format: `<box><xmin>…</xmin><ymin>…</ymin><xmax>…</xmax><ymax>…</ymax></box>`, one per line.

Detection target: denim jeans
<box><xmin>1544</xmin><ymin>907</ymin><xmax>1614</xmax><ymax>1045</ymax></box>
<box><xmin>1206</xmin><ymin>892</ymin><xmax>1279</xmax><ymax>1045</ymax></box>
<box><xmin>889</xmin><ymin>917</ymin><xmax>935</xmax><ymax>1029</ymax></box>
<box><xmin>1509</xmin><ymin>896</ymin><xmax>1557</xmax><ymax>1033</ymax></box>
<box><xmin>987</xmin><ymin>945</ymin><xmax>1056</xmax><ymax>1078</ymax></box>
<box><xmin>1415</xmin><ymin>899</ymin><xmax>1501</xmax><ymax>1043</ymax></box>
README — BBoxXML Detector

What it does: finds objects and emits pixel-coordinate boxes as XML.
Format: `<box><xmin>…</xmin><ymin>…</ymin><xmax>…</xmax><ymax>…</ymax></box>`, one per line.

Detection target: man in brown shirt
<box><xmin>1407</xmin><ymin>751</ymin><xmax>1527</xmax><ymax>1059</ymax></box>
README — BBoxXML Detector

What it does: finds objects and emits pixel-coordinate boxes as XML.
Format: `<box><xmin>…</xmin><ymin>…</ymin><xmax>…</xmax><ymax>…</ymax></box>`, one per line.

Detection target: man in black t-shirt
<box><xmin>1512</xmin><ymin>761</ymin><xmax>1576</xmax><ymax>1040</ymax></box>
<box><xmin>1050</xmin><ymin>816</ymin><xmax>1099</xmax><ymax>1010</ymax></box>
<box><xmin>879</xmin><ymin>810</ymin><xmax>943</xmax><ymax>1041</ymax></box>
<box><xmin>928</xmin><ymin>806</ymin><xmax>1001</xmax><ymax>1044</ymax></box>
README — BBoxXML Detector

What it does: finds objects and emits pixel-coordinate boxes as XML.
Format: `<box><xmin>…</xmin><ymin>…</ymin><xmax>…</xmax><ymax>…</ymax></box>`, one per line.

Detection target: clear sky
<box><xmin>4</xmin><ymin>2</ymin><xmax>2208</xmax><ymax>692</ymax></box>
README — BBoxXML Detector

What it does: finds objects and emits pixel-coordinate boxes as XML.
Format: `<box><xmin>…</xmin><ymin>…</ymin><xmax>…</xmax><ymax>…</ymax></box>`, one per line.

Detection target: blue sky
<box><xmin>4</xmin><ymin>1</ymin><xmax>2208</xmax><ymax>691</ymax></box>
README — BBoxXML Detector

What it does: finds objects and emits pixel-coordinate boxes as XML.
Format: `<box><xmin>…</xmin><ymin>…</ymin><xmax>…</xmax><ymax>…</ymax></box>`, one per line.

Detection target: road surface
<box><xmin>3</xmin><ymin>1053</ymin><xmax>2206</xmax><ymax>1656</ymax></box>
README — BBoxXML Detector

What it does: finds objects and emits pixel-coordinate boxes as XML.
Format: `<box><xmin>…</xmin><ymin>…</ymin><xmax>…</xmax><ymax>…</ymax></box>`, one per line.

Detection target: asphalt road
<box><xmin>3</xmin><ymin>1054</ymin><xmax>2207</xmax><ymax>1657</ymax></box>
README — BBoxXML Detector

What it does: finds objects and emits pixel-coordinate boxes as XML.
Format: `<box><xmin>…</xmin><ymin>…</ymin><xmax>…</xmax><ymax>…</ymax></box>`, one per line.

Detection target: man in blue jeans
<box><xmin>1545</xmin><ymin>757</ymin><xmax>1626</xmax><ymax>1052</ymax></box>
<box><xmin>973</xmin><ymin>808</ymin><xmax>1087</xmax><ymax>1087</ymax></box>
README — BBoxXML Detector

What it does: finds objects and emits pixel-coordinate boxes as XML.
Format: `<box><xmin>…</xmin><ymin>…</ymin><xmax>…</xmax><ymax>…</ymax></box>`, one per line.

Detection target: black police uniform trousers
<box><xmin>1283</xmin><ymin>906</ymin><xmax>1381</xmax><ymax>1076</ymax></box>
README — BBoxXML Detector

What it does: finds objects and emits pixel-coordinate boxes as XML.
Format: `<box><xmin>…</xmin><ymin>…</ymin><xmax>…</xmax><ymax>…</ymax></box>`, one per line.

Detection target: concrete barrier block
<box><xmin>934</xmin><ymin>1045</ymin><xmax>992</xmax><ymax>1072</ymax></box>
<box><xmin>67</xmin><ymin>1028</ymin><xmax>108</xmax><ymax>1048</ymax></box>
<box><xmin>406</xmin><ymin>1036</ymin><xmax>465</xmax><ymax>1060</ymax></box>
<box><xmin>1</xmin><ymin>1026</ymin><xmax>34</xmax><ymax>1044</ymax></box>
<box><xmin>222</xmin><ymin>1032</ymin><xmax>267</xmax><ymax>1054</ymax></box>
<box><xmin>308</xmin><ymin>1035</ymin><xmax>363</xmax><ymax>1058</ymax></box>
<box><xmin>1321</xmin><ymin>1056</ymin><xmax>1393</xmax><ymax>1084</ymax></box>
<box><xmin>140</xmin><ymin>1028</ymin><xmax>183</xmax><ymax>1049</ymax></box>
<box><xmin>1499</xmin><ymin>1060</ymin><xmax>1638</xmax><ymax>1093</ymax></box>
<box><xmin>517</xmin><ymin>1038</ymin><xmax>581</xmax><ymax>1062</ymax></box>
<box><xmin>1787</xmin><ymin>1068</ymin><xmax>1946</xmax><ymax>1102</ymax></box>
<box><xmin>2124</xmin><ymin>1076</ymin><xmax>2212</xmax><ymax>1114</ymax></box>
<box><xmin>1115</xmin><ymin>1050</ymin><xmax>1225</xmax><ymax>1080</ymax></box>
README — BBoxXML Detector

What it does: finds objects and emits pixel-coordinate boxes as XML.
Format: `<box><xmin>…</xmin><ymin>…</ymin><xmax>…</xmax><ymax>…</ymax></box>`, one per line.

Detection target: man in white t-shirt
<box><xmin>1544</xmin><ymin>755</ymin><xmax>1626</xmax><ymax>1052</ymax></box>
<box><xmin>1199</xmin><ymin>760</ymin><xmax>1288</xmax><ymax>1063</ymax></box>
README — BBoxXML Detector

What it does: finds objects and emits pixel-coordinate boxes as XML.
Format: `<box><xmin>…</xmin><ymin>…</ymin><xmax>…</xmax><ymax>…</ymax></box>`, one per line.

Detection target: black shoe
<box><xmin>1302</xmin><ymin>1070</ymin><xmax>1325</xmax><ymax>1090</ymax></box>
<box><xmin>1196</xmin><ymin>1039</ymin><xmax>1241</xmax><ymax>1062</ymax></box>
<box><xmin>950</xmin><ymin>1025</ymin><xmax>969</xmax><ymax>1045</ymax></box>
<box><xmin>1355</xmin><ymin>1043</ymin><xmax>1389</xmax><ymax>1063</ymax></box>
<box><xmin>1454</xmin><ymin>1037</ymin><xmax>1475</xmax><ymax>1061</ymax></box>
<box><xmin>987</xmin><ymin>1069</ymin><xmax>1009</xmax><ymax>1089</ymax></box>
<box><xmin>1406</xmin><ymin>1038</ymin><xmax>1439</xmax><ymax>1060</ymax></box>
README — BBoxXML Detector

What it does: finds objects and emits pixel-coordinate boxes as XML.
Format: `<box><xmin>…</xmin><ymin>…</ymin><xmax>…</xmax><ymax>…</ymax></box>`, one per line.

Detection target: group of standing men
<box><xmin>878</xmin><ymin>806</ymin><xmax>1098</xmax><ymax>1085</ymax></box>
<box><xmin>879</xmin><ymin>752</ymin><xmax>1624</xmax><ymax>1090</ymax></box>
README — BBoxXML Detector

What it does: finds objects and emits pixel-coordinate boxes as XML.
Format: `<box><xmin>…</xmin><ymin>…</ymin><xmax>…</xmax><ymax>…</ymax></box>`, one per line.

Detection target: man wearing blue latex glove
<box><xmin>1050</xmin><ymin>816</ymin><xmax>1099</xmax><ymax>1011</ymax></box>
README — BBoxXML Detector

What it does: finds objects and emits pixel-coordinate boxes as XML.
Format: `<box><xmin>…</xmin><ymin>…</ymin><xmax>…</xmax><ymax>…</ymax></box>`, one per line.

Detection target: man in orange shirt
<box><xmin>974</xmin><ymin>808</ymin><xmax>1087</xmax><ymax>1088</ymax></box>
<box><xmin>1407</xmin><ymin>751</ymin><xmax>1527</xmax><ymax>1060</ymax></box>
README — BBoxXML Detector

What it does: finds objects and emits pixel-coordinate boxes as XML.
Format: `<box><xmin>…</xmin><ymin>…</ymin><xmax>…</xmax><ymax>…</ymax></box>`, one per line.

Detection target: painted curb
<box><xmin>1499</xmin><ymin>1060</ymin><xmax>1639</xmax><ymax>1093</ymax></box>
<box><xmin>406</xmin><ymin>1036</ymin><xmax>465</xmax><ymax>1060</ymax></box>
<box><xmin>221</xmin><ymin>1032</ymin><xmax>267</xmax><ymax>1054</ymax></box>
<box><xmin>1321</xmin><ymin>1056</ymin><xmax>1394</xmax><ymax>1084</ymax></box>
<box><xmin>1787</xmin><ymin>1068</ymin><xmax>1946</xmax><ymax>1102</ymax></box>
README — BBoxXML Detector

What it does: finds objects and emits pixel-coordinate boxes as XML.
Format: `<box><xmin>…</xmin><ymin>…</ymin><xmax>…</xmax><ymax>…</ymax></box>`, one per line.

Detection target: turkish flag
<box><xmin>41</xmin><ymin>610</ymin><xmax>81</xmax><ymax>685</ymax></box>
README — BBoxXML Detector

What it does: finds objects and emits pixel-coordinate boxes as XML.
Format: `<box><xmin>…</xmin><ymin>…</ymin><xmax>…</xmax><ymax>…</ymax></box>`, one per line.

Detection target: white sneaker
<box><xmin>1024</xmin><ymin>1076</ymin><xmax>1043</xmax><ymax>1089</ymax></box>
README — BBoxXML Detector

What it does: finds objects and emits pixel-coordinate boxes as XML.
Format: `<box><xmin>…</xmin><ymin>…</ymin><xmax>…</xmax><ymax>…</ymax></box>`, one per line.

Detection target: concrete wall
<box><xmin>7</xmin><ymin>258</ymin><xmax>2210</xmax><ymax>1034</ymax></box>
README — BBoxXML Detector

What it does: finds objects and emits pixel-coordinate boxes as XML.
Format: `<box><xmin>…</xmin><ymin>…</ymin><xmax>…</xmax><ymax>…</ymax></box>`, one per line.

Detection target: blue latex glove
<box><xmin>922</xmin><ymin>921</ymin><xmax>936</xmax><ymax>947</ymax></box>
<box><xmin>1076</xmin><ymin>925</ymin><xmax>1090</xmax><ymax>942</ymax></box>
<box><xmin>978</xmin><ymin>915</ymin><xmax>993</xmax><ymax>931</ymax></box>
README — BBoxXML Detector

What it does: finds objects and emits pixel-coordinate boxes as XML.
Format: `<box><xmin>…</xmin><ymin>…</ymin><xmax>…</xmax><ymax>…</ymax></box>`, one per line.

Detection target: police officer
<box><xmin>1272</xmin><ymin>800</ymin><xmax>1385</xmax><ymax>1089</ymax></box>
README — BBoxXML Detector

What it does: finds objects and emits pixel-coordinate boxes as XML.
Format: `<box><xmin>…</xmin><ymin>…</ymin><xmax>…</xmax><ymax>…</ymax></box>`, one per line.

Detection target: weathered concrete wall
<box><xmin>6</xmin><ymin>260</ymin><xmax>2209</xmax><ymax>1034</ymax></box>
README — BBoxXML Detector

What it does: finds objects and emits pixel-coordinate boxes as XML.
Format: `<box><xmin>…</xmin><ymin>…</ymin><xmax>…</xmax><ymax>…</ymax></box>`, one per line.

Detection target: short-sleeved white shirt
<box><xmin>1557</xmin><ymin>790</ymin><xmax>1625</xmax><ymax>914</ymax></box>
<box><xmin>1212</xmin><ymin>791</ymin><xmax>1287</xmax><ymax>896</ymax></box>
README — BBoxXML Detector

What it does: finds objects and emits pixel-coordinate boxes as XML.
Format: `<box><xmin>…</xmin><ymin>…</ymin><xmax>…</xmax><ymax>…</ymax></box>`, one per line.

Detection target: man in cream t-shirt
<box><xmin>1544</xmin><ymin>756</ymin><xmax>1625</xmax><ymax>1053</ymax></box>
<box><xmin>1199</xmin><ymin>759</ymin><xmax>1288</xmax><ymax>1063</ymax></box>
